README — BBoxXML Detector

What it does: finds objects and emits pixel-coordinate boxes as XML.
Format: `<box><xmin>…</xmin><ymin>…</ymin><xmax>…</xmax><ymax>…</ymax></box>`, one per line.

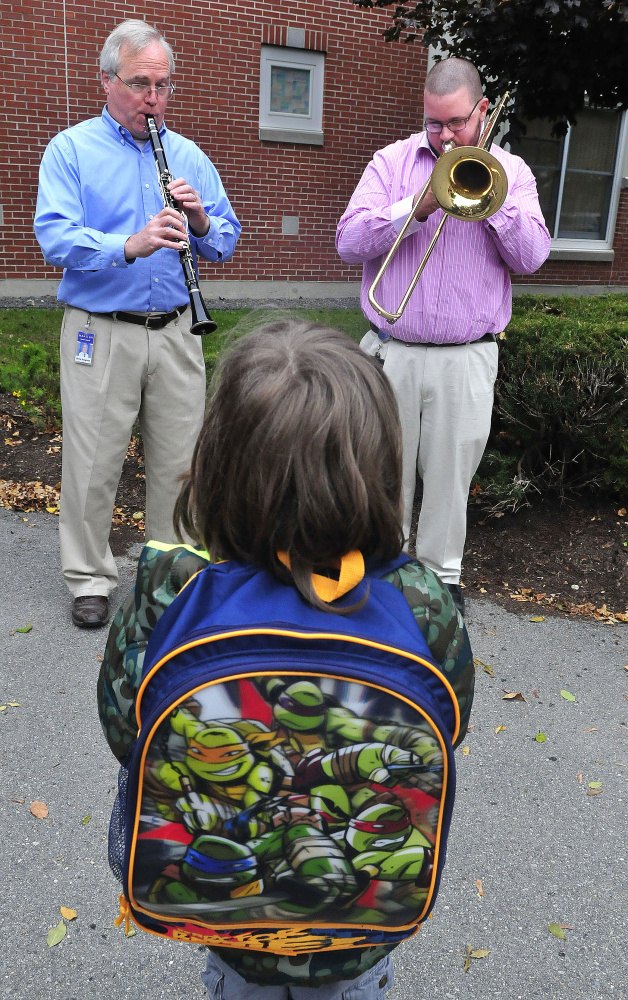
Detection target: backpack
<box><xmin>110</xmin><ymin>551</ymin><xmax>460</xmax><ymax>957</ymax></box>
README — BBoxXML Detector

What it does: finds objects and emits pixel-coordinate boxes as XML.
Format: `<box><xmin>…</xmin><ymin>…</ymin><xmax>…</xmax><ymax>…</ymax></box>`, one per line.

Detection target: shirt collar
<box><xmin>101</xmin><ymin>104</ymin><xmax>168</xmax><ymax>145</ymax></box>
<box><xmin>417</xmin><ymin>129</ymin><xmax>439</xmax><ymax>162</ymax></box>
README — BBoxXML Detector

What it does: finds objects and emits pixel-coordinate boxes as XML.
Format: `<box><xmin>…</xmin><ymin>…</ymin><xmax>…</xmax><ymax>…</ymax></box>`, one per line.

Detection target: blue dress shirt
<box><xmin>34</xmin><ymin>107</ymin><xmax>241</xmax><ymax>313</ymax></box>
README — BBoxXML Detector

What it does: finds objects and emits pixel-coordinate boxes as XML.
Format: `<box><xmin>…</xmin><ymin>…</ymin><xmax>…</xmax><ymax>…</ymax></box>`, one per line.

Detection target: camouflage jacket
<box><xmin>97</xmin><ymin>543</ymin><xmax>474</xmax><ymax>987</ymax></box>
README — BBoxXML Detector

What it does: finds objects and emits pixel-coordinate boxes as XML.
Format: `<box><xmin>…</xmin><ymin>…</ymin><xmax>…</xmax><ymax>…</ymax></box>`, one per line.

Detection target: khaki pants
<box><xmin>59</xmin><ymin>306</ymin><xmax>206</xmax><ymax>597</ymax></box>
<box><xmin>361</xmin><ymin>330</ymin><xmax>498</xmax><ymax>584</ymax></box>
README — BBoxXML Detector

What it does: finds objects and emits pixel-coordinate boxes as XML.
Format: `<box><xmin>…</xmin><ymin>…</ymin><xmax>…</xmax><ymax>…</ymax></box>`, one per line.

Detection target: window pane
<box><xmin>558</xmin><ymin>108</ymin><xmax>621</xmax><ymax>238</ymax></box>
<box><xmin>270</xmin><ymin>66</ymin><xmax>311</xmax><ymax>116</ymax></box>
<box><xmin>509</xmin><ymin>120</ymin><xmax>564</xmax><ymax>233</ymax></box>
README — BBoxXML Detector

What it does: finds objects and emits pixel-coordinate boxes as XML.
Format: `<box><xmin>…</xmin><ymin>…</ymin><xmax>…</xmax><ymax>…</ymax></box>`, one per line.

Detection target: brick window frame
<box><xmin>259</xmin><ymin>27</ymin><xmax>327</xmax><ymax>146</ymax></box>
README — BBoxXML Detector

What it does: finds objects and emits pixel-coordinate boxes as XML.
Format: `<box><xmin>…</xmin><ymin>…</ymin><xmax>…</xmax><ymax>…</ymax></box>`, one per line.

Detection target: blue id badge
<box><xmin>75</xmin><ymin>331</ymin><xmax>94</xmax><ymax>365</ymax></box>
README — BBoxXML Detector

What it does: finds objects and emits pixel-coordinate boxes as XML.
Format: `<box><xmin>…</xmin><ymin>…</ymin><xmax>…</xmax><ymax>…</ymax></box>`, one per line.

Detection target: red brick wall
<box><xmin>1</xmin><ymin>1</ymin><xmax>426</xmax><ymax>283</ymax></box>
<box><xmin>3</xmin><ymin>4</ymin><xmax>626</xmax><ymax>287</ymax></box>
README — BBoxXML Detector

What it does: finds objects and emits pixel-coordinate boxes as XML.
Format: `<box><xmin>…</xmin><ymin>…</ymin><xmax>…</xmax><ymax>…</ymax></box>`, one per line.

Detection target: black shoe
<box><xmin>72</xmin><ymin>595</ymin><xmax>109</xmax><ymax>628</ymax></box>
<box><xmin>446</xmin><ymin>583</ymin><xmax>465</xmax><ymax>617</ymax></box>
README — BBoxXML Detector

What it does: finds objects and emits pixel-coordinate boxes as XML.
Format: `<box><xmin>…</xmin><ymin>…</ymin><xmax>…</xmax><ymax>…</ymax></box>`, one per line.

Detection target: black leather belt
<box><xmin>112</xmin><ymin>304</ymin><xmax>188</xmax><ymax>329</ymax></box>
<box><xmin>370</xmin><ymin>322</ymin><xmax>495</xmax><ymax>346</ymax></box>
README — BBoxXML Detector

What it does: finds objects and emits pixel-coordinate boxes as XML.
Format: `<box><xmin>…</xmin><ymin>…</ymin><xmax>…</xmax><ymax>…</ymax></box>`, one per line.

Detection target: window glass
<box><xmin>509</xmin><ymin>108</ymin><xmax>622</xmax><ymax>240</ymax></box>
<box><xmin>270</xmin><ymin>66</ymin><xmax>311</xmax><ymax>116</ymax></box>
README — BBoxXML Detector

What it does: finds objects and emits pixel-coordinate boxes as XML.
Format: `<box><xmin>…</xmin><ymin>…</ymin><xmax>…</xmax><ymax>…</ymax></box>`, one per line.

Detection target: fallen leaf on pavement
<box><xmin>15</xmin><ymin>623</ymin><xmax>32</xmax><ymax>633</ymax></box>
<box><xmin>548</xmin><ymin>923</ymin><xmax>567</xmax><ymax>940</ymax></box>
<box><xmin>30</xmin><ymin>800</ymin><xmax>49</xmax><ymax>819</ymax></box>
<box><xmin>560</xmin><ymin>690</ymin><xmax>576</xmax><ymax>701</ymax></box>
<box><xmin>475</xmin><ymin>879</ymin><xmax>484</xmax><ymax>898</ymax></box>
<box><xmin>461</xmin><ymin>746</ymin><xmax>470</xmax><ymax>755</ymax></box>
<box><xmin>529</xmin><ymin>616</ymin><xmax>545</xmax><ymax>622</ymax></box>
<box><xmin>577</xmin><ymin>772</ymin><xmax>583</xmax><ymax>782</ymax></box>
<box><xmin>470</xmin><ymin>949</ymin><xmax>491</xmax><ymax>959</ymax></box>
<box><xmin>584</xmin><ymin>728</ymin><xmax>598</xmax><ymax>732</ymax></box>
<box><xmin>82</xmin><ymin>814</ymin><xmax>91</xmax><ymax>825</ymax></box>
<box><xmin>60</xmin><ymin>907</ymin><xmax>77</xmax><ymax>920</ymax></box>
<box><xmin>495</xmin><ymin>724</ymin><xmax>506</xmax><ymax>733</ymax></box>
<box><xmin>502</xmin><ymin>689</ymin><xmax>527</xmax><ymax>701</ymax></box>
<box><xmin>125</xmin><ymin>925</ymin><xmax>136</xmax><ymax>937</ymax></box>
<box><xmin>47</xmin><ymin>920</ymin><xmax>67</xmax><ymax>947</ymax></box>
<box><xmin>588</xmin><ymin>781</ymin><xmax>603</xmax><ymax>789</ymax></box>
<box><xmin>587</xmin><ymin>788</ymin><xmax>603</xmax><ymax>796</ymax></box>
<box><xmin>535</xmin><ymin>732</ymin><xmax>547</xmax><ymax>743</ymax></box>
<box><xmin>11</xmin><ymin>797</ymin><xmax>26</xmax><ymax>803</ymax></box>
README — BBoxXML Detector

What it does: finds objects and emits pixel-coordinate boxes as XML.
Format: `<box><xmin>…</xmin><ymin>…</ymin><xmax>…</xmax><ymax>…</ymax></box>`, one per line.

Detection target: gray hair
<box><xmin>99</xmin><ymin>20</ymin><xmax>175</xmax><ymax>78</ymax></box>
<box><xmin>425</xmin><ymin>58</ymin><xmax>482</xmax><ymax>102</ymax></box>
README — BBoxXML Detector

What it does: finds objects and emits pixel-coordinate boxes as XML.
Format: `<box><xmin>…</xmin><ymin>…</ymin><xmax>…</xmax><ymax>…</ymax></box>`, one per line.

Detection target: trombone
<box><xmin>368</xmin><ymin>92</ymin><xmax>511</xmax><ymax>325</ymax></box>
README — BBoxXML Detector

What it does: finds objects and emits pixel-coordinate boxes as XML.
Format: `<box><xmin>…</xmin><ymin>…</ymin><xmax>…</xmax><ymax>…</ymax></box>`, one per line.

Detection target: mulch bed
<box><xmin>1</xmin><ymin>392</ymin><xmax>627</xmax><ymax>622</ymax></box>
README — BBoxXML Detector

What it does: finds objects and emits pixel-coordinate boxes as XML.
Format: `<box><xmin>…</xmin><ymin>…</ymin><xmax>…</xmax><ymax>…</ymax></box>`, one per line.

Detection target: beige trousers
<box><xmin>360</xmin><ymin>329</ymin><xmax>498</xmax><ymax>585</ymax></box>
<box><xmin>59</xmin><ymin>306</ymin><xmax>206</xmax><ymax>597</ymax></box>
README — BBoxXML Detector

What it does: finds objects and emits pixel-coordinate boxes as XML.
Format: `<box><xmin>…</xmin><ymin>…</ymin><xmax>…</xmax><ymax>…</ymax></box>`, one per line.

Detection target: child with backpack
<box><xmin>98</xmin><ymin>320</ymin><xmax>474</xmax><ymax>1000</ymax></box>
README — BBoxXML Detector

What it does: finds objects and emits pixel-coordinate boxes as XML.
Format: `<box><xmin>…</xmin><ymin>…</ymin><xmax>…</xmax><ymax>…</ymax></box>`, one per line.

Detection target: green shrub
<box><xmin>479</xmin><ymin>294</ymin><xmax>628</xmax><ymax>497</ymax></box>
<box><xmin>0</xmin><ymin>310</ymin><xmax>63</xmax><ymax>426</ymax></box>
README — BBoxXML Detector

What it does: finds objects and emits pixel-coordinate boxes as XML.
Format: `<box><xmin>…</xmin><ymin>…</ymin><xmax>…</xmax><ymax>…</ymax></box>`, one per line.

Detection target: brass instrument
<box><xmin>368</xmin><ymin>92</ymin><xmax>511</xmax><ymax>325</ymax></box>
<box><xmin>145</xmin><ymin>114</ymin><xmax>218</xmax><ymax>335</ymax></box>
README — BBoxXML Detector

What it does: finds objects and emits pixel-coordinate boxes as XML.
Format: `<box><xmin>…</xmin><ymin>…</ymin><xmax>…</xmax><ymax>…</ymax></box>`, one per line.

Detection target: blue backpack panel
<box><xmin>111</xmin><ymin>554</ymin><xmax>459</xmax><ymax>956</ymax></box>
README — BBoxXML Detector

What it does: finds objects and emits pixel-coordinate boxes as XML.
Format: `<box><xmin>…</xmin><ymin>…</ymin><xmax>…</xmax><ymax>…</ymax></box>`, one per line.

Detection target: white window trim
<box><xmin>259</xmin><ymin>45</ymin><xmax>325</xmax><ymax>146</ymax></box>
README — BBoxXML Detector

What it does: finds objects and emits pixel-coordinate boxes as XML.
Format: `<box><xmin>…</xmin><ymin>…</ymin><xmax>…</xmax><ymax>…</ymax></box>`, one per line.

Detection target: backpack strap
<box><xmin>277</xmin><ymin>550</ymin><xmax>365</xmax><ymax>601</ymax></box>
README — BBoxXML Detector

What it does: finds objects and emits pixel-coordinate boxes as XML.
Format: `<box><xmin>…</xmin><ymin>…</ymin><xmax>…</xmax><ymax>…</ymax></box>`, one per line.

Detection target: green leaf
<box><xmin>15</xmin><ymin>623</ymin><xmax>33</xmax><ymax>633</ymax></box>
<box><xmin>47</xmin><ymin>920</ymin><xmax>67</xmax><ymax>947</ymax></box>
<box><xmin>535</xmin><ymin>731</ymin><xmax>547</xmax><ymax>742</ymax></box>
<box><xmin>548</xmin><ymin>923</ymin><xmax>567</xmax><ymax>940</ymax></box>
<box><xmin>588</xmin><ymin>781</ymin><xmax>603</xmax><ymax>789</ymax></box>
<box><xmin>560</xmin><ymin>690</ymin><xmax>576</xmax><ymax>701</ymax></box>
<box><xmin>529</xmin><ymin>616</ymin><xmax>545</xmax><ymax>622</ymax></box>
<box><xmin>81</xmin><ymin>814</ymin><xmax>91</xmax><ymax>825</ymax></box>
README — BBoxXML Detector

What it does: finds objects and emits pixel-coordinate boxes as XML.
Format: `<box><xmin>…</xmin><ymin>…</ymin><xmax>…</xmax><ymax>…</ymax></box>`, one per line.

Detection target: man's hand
<box><xmin>412</xmin><ymin>188</ymin><xmax>439</xmax><ymax>222</ymax></box>
<box><xmin>124</xmin><ymin>207</ymin><xmax>188</xmax><ymax>261</ymax></box>
<box><xmin>168</xmin><ymin>177</ymin><xmax>210</xmax><ymax>236</ymax></box>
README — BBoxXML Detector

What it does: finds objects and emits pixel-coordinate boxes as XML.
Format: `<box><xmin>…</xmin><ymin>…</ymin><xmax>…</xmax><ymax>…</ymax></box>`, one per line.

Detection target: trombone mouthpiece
<box><xmin>442</xmin><ymin>140</ymin><xmax>456</xmax><ymax>153</ymax></box>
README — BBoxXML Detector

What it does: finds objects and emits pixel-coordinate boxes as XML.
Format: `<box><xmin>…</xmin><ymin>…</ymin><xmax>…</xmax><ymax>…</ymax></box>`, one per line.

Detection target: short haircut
<box><xmin>174</xmin><ymin>321</ymin><xmax>404</xmax><ymax>614</ymax></box>
<box><xmin>425</xmin><ymin>58</ymin><xmax>483</xmax><ymax>103</ymax></box>
<box><xmin>99</xmin><ymin>19</ymin><xmax>175</xmax><ymax>78</ymax></box>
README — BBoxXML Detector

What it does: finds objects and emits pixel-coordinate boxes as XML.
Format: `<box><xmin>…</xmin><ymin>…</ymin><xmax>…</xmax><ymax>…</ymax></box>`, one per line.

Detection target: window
<box><xmin>259</xmin><ymin>45</ymin><xmax>325</xmax><ymax>145</ymax></box>
<box><xmin>509</xmin><ymin>107</ymin><xmax>627</xmax><ymax>259</ymax></box>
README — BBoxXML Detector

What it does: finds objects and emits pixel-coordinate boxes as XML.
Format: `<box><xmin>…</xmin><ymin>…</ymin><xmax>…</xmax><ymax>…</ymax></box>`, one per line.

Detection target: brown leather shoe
<box><xmin>72</xmin><ymin>595</ymin><xmax>109</xmax><ymax>628</ymax></box>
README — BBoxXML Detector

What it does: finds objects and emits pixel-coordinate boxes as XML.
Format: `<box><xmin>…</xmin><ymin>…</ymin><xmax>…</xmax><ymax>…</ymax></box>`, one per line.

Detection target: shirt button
<box><xmin>145</xmin><ymin>183</ymin><xmax>150</xmax><ymax>188</ymax></box>
<box><xmin>149</xmin><ymin>215</ymin><xmax>154</xmax><ymax>219</ymax></box>
<box><xmin>154</xmin><ymin>277</ymin><xmax>159</xmax><ymax>282</ymax></box>
<box><xmin>151</xmin><ymin>307</ymin><xmax>156</xmax><ymax>311</ymax></box>
<box><xmin>120</xmin><ymin>139</ymin><xmax>124</xmax><ymax>145</ymax></box>
<box><xmin>112</xmin><ymin>262</ymin><xmax>116</xmax><ymax>267</ymax></box>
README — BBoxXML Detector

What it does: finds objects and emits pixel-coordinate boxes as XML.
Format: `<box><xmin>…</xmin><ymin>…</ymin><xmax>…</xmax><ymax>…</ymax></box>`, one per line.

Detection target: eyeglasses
<box><xmin>424</xmin><ymin>97</ymin><xmax>481</xmax><ymax>134</ymax></box>
<box><xmin>114</xmin><ymin>74</ymin><xmax>175</xmax><ymax>98</ymax></box>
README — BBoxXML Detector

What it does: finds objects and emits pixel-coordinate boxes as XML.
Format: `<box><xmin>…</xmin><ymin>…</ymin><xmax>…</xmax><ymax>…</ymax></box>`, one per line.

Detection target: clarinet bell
<box><xmin>188</xmin><ymin>286</ymin><xmax>218</xmax><ymax>336</ymax></box>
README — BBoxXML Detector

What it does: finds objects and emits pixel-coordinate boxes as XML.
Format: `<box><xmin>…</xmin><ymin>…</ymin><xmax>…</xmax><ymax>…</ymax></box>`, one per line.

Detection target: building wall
<box><xmin>1</xmin><ymin>0</ymin><xmax>426</xmax><ymax>286</ymax></box>
<box><xmin>2</xmin><ymin>4</ymin><xmax>626</xmax><ymax>290</ymax></box>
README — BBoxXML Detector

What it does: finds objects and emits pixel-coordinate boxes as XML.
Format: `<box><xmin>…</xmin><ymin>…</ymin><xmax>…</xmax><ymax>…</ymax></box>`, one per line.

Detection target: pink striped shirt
<box><xmin>336</xmin><ymin>131</ymin><xmax>551</xmax><ymax>343</ymax></box>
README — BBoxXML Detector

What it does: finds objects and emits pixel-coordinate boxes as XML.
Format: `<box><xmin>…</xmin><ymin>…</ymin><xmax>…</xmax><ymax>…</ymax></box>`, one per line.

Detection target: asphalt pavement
<box><xmin>1</xmin><ymin>507</ymin><xmax>627</xmax><ymax>1000</ymax></box>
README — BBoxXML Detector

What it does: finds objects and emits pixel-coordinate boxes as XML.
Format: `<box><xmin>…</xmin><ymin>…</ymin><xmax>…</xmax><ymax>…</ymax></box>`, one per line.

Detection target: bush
<box><xmin>475</xmin><ymin>294</ymin><xmax>628</xmax><ymax>502</ymax></box>
<box><xmin>0</xmin><ymin>310</ymin><xmax>63</xmax><ymax>426</ymax></box>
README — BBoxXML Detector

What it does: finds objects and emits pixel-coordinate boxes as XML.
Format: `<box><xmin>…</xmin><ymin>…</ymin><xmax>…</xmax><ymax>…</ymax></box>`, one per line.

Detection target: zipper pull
<box><xmin>114</xmin><ymin>894</ymin><xmax>132</xmax><ymax>934</ymax></box>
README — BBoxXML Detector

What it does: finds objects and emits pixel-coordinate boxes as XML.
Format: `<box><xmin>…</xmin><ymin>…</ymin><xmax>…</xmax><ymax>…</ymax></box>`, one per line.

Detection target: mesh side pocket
<box><xmin>108</xmin><ymin>765</ymin><xmax>128</xmax><ymax>883</ymax></box>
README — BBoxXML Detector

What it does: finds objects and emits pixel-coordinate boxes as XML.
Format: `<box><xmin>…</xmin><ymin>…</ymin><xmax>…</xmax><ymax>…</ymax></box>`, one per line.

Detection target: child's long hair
<box><xmin>174</xmin><ymin>320</ymin><xmax>403</xmax><ymax>613</ymax></box>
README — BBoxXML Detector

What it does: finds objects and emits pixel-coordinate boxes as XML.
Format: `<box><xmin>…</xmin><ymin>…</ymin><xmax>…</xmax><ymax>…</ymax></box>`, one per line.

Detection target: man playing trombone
<box><xmin>336</xmin><ymin>58</ymin><xmax>550</xmax><ymax>616</ymax></box>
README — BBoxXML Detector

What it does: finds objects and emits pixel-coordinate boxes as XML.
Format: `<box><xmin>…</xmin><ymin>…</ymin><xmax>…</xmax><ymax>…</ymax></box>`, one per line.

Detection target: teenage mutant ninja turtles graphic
<box><xmin>132</xmin><ymin>675</ymin><xmax>444</xmax><ymax>929</ymax></box>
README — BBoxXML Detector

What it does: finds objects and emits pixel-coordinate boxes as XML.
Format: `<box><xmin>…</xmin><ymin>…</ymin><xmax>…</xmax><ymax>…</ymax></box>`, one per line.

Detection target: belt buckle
<box><xmin>146</xmin><ymin>313</ymin><xmax>165</xmax><ymax>329</ymax></box>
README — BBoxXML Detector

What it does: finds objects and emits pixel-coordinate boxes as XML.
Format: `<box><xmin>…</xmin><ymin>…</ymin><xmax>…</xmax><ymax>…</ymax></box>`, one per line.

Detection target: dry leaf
<box><xmin>461</xmin><ymin>746</ymin><xmax>470</xmax><ymax>755</ymax></box>
<box><xmin>30</xmin><ymin>800</ymin><xmax>49</xmax><ymax>819</ymax></box>
<box><xmin>495</xmin><ymin>724</ymin><xmax>506</xmax><ymax>733</ymax></box>
<box><xmin>577</xmin><ymin>772</ymin><xmax>583</xmax><ymax>783</ymax></box>
<box><xmin>11</xmin><ymin>797</ymin><xmax>26</xmax><ymax>803</ymax></box>
<box><xmin>587</xmin><ymin>788</ymin><xmax>603</xmax><ymax>796</ymax></box>
<box><xmin>475</xmin><ymin>878</ymin><xmax>484</xmax><ymax>898</ymax></box>
<box><xmin>470</xmin><ymin>949</ymin><xmax>491</xmax><ymax>959</ymax></box>
<box><xmin>60</xmin><ymin>907</ymin><xmax>77</xmax><ymax>920</ymax></box>
<box><xmin>529</xmin><ymin>616</ymin><xmax>545</xmax><ymax>622</ymax></box>
<box><xmin>502</xmin><ymin>689</ymin><xmax>527</xmax><ymax>701</ymax></box>
<box><xmin>584</xmin><ymin>728</ymin><xmax>598</xmax><ymax>732</ymax></box>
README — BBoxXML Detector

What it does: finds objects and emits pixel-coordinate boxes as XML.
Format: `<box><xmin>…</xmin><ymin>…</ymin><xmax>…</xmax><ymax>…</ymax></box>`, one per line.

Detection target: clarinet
<box><xmin>145</xmin><ymin>115</ymin><xmax>217</xmax><ymax>335</ymax></box>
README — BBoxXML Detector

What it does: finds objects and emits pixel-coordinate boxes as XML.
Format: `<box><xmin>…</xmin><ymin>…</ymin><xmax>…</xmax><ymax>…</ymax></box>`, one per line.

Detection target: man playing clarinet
<box><xmin>34</xmin><ymin>19</ymin><xmax>240</xmax><ymax>628</ymax></box>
